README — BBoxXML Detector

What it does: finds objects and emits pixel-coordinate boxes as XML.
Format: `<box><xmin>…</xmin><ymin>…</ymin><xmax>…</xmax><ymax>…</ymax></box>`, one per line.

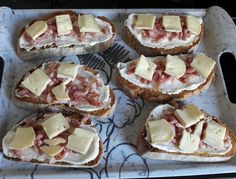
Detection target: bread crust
<box><xmin>14</xmin><ymin>63</ymin><xmax>116</xmax><ymax>118</ymax></box>
<box><xmin>115</xmin><ymin>67</ymin><xmax>215</xmax><ymax>102</ymax></box>
<box><xmin>17</xmin><ymin>11</ymin><xmax>116</xmax><ymax>60</ymax></box>
<box><xmin>123</xmin><ymin>24</ymin><xmax>203</xmax><ymax>56</ymax></box>
<box><xmin>3</xmin><ymin>113</ymin><xmax>104</xmax><ymax>167</ymax></box>
<box><xmin>137</xmin><ymin>111</ymin><xmax>236</xmax><ymax>162</ymax></box>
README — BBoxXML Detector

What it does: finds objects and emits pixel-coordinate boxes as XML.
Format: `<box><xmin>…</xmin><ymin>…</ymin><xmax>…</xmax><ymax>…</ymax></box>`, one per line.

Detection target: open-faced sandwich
<box><xmin>137</xmin><ymin>103</ymin><xmax>236</xmax><ymax>162</ymax></box>
<box><xmin>116</xmin><ymin>54</ymin><xmax>215</xmax><ymax>102</ymax></box>
<box><xmin>124</xmin><ymin>14</ymin><xmax>203</xmax><ymax>56</ymax></box>
<box><xmin>14</xmin><ymin>61</ymin><xmax>116</xmax><ymax>118</ymax></box>
<box><xmin>2</xmin><ymin>112</ymin><xmax>103</xmax><ymax>167</ymax></box>
<box><xmin>17</xmin><ymin>11</ymin><xmax>116</xmax><ymax>60</ymax></box>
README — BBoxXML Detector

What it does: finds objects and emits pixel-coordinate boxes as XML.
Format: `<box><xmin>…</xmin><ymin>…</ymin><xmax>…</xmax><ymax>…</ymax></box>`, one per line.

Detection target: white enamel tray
<box><xmin>0</xmin><ymin>6</ymin><xmax>236</xmax><ymax>178</ymax></box>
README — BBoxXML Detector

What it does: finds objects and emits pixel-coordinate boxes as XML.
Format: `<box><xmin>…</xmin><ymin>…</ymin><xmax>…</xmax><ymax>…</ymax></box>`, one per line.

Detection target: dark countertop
<box><xmin>0</xmin><ymin>1</ymin><xmax>235</xmax><ymax>178</ymax></box>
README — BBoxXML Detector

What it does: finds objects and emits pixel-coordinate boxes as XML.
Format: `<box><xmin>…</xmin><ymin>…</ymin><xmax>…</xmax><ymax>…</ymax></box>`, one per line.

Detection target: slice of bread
<box><xmin>137</xmin><ymin>104</ymin><xmax>236</xmax><ymax>162</ymax></box>
<box><xmin>116</xmin><ymin>54</ymin><xmax>215</xmax><ymax>102</ymax></box>
<box><xmin>124</xmin><ymin>14</ymin><xmax>203</xmax><ymax>56</ymax></box>
<box><xmin>2</xmin><ymin>112</ymin><xmax>103</xmax><ymax>167</ymax></box>
<box><xmin>14</xmin><ymin>61</ymin><xmax>116</xmax><ymax>118</ymax></box>
<box><xmin>17</xmin><ymin>11</ymin><xmax>116</xmax><ymax>60</ymax></box>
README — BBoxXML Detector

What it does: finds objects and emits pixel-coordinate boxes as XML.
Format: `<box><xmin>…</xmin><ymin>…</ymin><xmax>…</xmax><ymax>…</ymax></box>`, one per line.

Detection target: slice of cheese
<box><xmin>57</xmin><ymin>63</ymin><xmax>80</xmax><ymax>79</ymax></box>
<box><xmin>25</xmin><ymin>21</ymin><xmax>48</xmax><ymax>40</ymax></box>
<box><xmin>147</xmin><ymin>119</ymin><xmax>174</xmax><ymax>144</ymax></box>
<box><xmin>66</xmin><ymin>128</ymin><xmax>95</xmax><ymax>155</ymax></box>
<box><xmin>174</xmin><ymin>104</ymin><xmax>203</xmax><ymax>128</ymax></box>
<box><xmin>21</xmin><ymin>69</ymin><xmax>51</xmax><ymax>96</ymax></box>
<box><xmin>9</xmin><ymin>127</ymin><xmax>35</xmax><ymax>150</ymax></box>
<box><xmin>164</xmin><ymin>55</ymin><xmax>186</xmax><ymax>79</ymax></box>
<box><xmin>52</xmin><ymin>84</ymin><xmax>70</xmax><ymax>101</ymax></box>
<box><xmin>179</xmin><ymin>130</ymin><xmax>200</xmax><ymax>152</ymax></box>
<box><xmin>162</xmin><ymin>15</ymin><xmax>182</xmax><ymax>32</ymax></box>
<box><xmin>56</xmin><ymin>14</ymin><xmax>73</xmax><ymax>36</ymax></box>
<box><xmin>203</xmin><ymin>121</ymin><xmax>226</xmax><ymax>149</ymax></box>
<box><xmin>186</xmin><ymin>16</ymin><xmax>201</xmax><ymax>35</ymax></box>
<box><xmin>41</xmin><ymin>113</ymin><xmax>70</xmax><ymax>139</ymax></box>
<box><xmin>190</xmin><ymin>54</ymin><xmax>216</xmax><ymax>78</ymax></box>
<box><xmin>40</xmin><ymin>145</ymin><xmax>63</xmax><ymax>157</ymax></box>
<box><xmin>134</xmin><ymin>55</ymin><xmax>157</xmax><ymax>81</ymax></box>
<box><xmin>78</xmin><ymin>14</ymin><xmax>100</xmax><ymax>33</ymax></box>
<box><xmin>43</xmin><ymin>137</ymin><xmax>66</xmax><ymax>146</ymax></box>
<box><xmin>193</xmin><ymin>120</ymin><xmax>204</xmax><ymax>137</ymax></box>
<box><xmin>134</xmin><ymin>14</ymin><xmax>156</xmax><ymax>30</ymax></box>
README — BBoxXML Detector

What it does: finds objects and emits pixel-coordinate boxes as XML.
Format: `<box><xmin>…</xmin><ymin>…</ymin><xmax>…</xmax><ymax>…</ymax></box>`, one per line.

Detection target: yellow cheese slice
<box><xmin>134</xmin><ymin>55</ymin><xmax>157</xmax><ymax>81</ymax></box>
<box><xmin>190</xmin><ymin>54</ymin><xmax>216</xmax><ymax>78</ymax></box>
<box><xmin>42</xmin><ymin>113</ymin><xmax>70</xmax><ymax>139</ymax></box>
<box><xmin>25</xmin><ymin>21</ymin><xmax>48</xmax><ymax>40</ymax></box>
<box><xmin>52</xmin><ymin>84</ymin><xmax>70</xmax><ymax>101</ymax></box>
<box><xmin>186</xmin><ymin>16</ymin><xmax>201</xmax><ymax>35</ymax></box>
<box><xmin>56</xmin><ymin>14</ymin><xmax>73</xmax><ymax>36</ymax></box>
<box><xmin>40</xmin><ymin>145</ymin><xmax>64</xmax><ymax>157</ymax></box>
<box><xmin>193</xmin><ymin>120</ymin><xmax>204</xmax><ymax>137</ymax></box>
<box><xmin>174</xmin><ymin>104</ymin><xmax>203</xmax><ymax>128</ymax></box>
<box><xmin>147</xmin><ymin>119</ymin><xmax>174</xmax><ymax>144</ymax></box>
<box><xmin>9</xmin><ymin>127</ymin><xmax>35</xmax><ymax>150</ymax></box>
<box><xmin>179</xmin><ymin>130</ymin><xmax>200</xmax><ymax>152</ymax></box>
<box><xmin>165</xmin><ymin>55</ymin><xmax>186</xmax><ymax>79</ymax></box>
<box><xmin>203</xmin><ymin>121</ymin><xmax>226</xmax><ymax>149</ymax></box>
<box><xmin>57</xmin><ymin>63</ymin><xmax>80</xmax><ymax>79</ymax></box>
<box><xmin>43</xmin><ymin>137</ymin><xmax>66</xmax><ymax>146</ymax></box>
<box><xmin>78</xmin><ymin>14</ymin><xmax>100</xmax><ymax>33</ymax></box>
<box><xmin>21</xmin><ymin>69</ymin><xmax>51</xmax><ymax>96</ymax></box>
<box><xmin>134</xmin><ymin>14</ymin><xmax>156</xmax><ymax>30</ymax></box>
<box><xmin>162</xmin><ymin>15</ymin><xmax>182</xmax><ymax>32</ymax></box>
<box><xmin>66</xmin><ymin>128</ymin><xmax>95</xmax><ymax>155</ymax></box>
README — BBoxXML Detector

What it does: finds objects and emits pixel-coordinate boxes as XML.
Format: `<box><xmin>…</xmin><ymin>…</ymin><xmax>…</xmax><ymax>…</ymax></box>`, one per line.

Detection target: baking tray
<box><xmin>0</xmin><ymin>6</ymin><xmax>236</xmax><ymax>178</ymax></box>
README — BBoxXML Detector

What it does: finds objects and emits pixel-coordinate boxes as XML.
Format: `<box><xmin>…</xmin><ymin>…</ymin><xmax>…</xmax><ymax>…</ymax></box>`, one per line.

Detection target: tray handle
<box><xmin>219</xmin><ymin>52</ymin><xmax>236</xmax><ymax>103</ymax></box>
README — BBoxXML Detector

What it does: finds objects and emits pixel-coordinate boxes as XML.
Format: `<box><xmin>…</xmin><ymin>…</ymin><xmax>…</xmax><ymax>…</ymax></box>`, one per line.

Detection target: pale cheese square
<box><xmin>42</xmin><ymin>113</ymin><xmax>70</xmax><ymax>139</ymax></box>
<box><xmin>162</xmin><ymin>15</ymin><xmax>182</xmax><ymax>32</ymax></box>
<box><xmin>165</xmin><ymin>55</ymin><xmax>186</xmax><ymax>79</ymax></box>
<box><xmin>66</xmin><ymin>128</ymin><xmax>95</xmax><ymax>155</ymax></box>
<box><xmin>21</xmin><ymin>69</ymin><xmax>51</xmax><ymax>96</ymax></box>
<box><xmin>57</xmin><ymin>63</ymin><xmax>80</xmax><ymax>79</ymax></box>
<box><xmin>179</xmin><ymin>130</ymin><xmax>200</xmax><ymax>152</ymax></box>
<box><xmin>134</xmin><ymin>55</ymin><xmax>157</xmax><ymax>81</ymax></box>
<box><xmin>25</xmin><ymin>21</ymin><xmax>48</xmax><ymax>40</ymax></box>
<box><xmin>134</xmin><ymin>14</ymin><xmax>156</xmax><ymax>30</ymax></box>
<box><xmin>9</xmin><ymin>127</ymin><xmax>35</xmax><ymax>150</ymax></box>
<box><xmin>190</xmin><ymin>54</ymin><xmax>216</xmax><ymax>78</ymax></box>
<box><xmin>56</xmin><ymin>14</ymin><xmax>73</xmax><ymax>36</ymax></box>
<box><xmin>40</xmin><ymin>145</ymin><xmax>63</xmax><ymax>157</ymax></box>
<box><xmin>203</xmin><ymin>121</ymin><xmax>226</xmax><ymax>149</ymax></box>
<box><xmin>186</xmin><ymin>16</ymin><xmax>201</xmax><ymax>35</ymax></box>
<box><xmin>148</xmin><ymin>119</ymin><xmax>174</xmax><ymax>144</ymax></box>
<box><xmin>52</xmin><ymin>84</ymin><xmax>70</xmax><ymax>101</ymax></box>
<box><xmin>78</xmin><ymin>14</ymin><xmax>100</xmax><ymax>33</ymax></box>
<box><xmin>174</xmin><ymin>104</ymin><xmax>202</xmax><ymax>128</ymax></box>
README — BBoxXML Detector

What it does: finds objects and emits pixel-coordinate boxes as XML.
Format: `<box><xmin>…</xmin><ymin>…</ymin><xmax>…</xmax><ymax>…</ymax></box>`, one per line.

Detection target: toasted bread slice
<box><xmin>14</xmin><ymin>61</ymin><xmax>116</xmax><ymax>118</ymax></box>
<box><xmin>137</xmin><ymin>104</ymin><xmax>236</xmax><ymax>162</ymax></box>
<box><xmin>2</xmin><ymin>112</ymin><xmax>103</xmax><ymax>167</ymax></box>
<box><xmin>17</xmin><ymin>11</ymin><xmax>116</xmax><ymax>60</ymax></box>
<box><xmin>124</xmin><ymin>14</ymin><xmax>203</xmax><ymax>56</ymax></box>
<box><xmin>116</xmin><ymin>54</ymin><xmax>215</xmax><ymax>102</ymax></box>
